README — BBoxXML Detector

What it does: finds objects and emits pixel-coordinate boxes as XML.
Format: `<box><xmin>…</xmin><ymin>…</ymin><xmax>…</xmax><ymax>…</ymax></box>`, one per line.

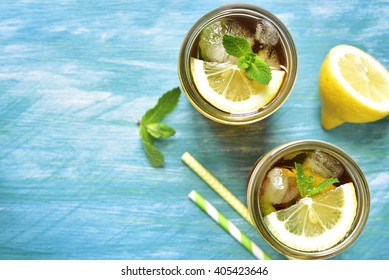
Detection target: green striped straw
<box><xmin>182</xmin><ymin>152</ymin><xmax>254</xmax><ymax>226</ymax></box>
<box><xmin>188</xmin><ymin>190</ymin><xmax>271</xmax><ymax>260</ymax></box>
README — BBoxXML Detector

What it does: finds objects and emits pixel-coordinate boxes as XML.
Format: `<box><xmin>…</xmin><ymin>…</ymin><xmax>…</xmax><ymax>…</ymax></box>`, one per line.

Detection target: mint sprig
<box><xmin>222</xmin><ymin>34</ymin><xmax>272</xmax><ymax>85</ymax></box>
<box><xmin>222</xmin><ymin>35</ymin><xmax>252</xmax><ymax>57</ymax></box>
<box><xmin>295</xmin><ymin>163</ymin><xmax>339</xmax><ymax>197</ymax></box>
<box><xmin>139</xmin><ymin>87</ymin><xmax>181</xmax><ymax>167</ymax></box>
<box><xmin>146</xmin><ymin>123</ymin><xmax>175</xmax><ymax>139</ymax></box>
<box><xmin>141</xmin><ymin>87</ymin><xmax>181</xmax><ymax>125</ymax></box>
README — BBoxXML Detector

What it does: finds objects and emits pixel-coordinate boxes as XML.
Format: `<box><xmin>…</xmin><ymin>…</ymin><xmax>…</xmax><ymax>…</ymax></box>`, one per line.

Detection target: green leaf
<box><xmin>141</xmin><ymin>87</ymin><xmax>181</xmax><ymax>125</ymax></box>
<box><xmin>245</xmin><ymin>55</ymin><xmax>272</xmax><ymax>85</ymax></box>
<box><xmin>295</xmin><ymin>163</ymin><xmax>314</xmax><ymax>197</ymax></box>
<box><xmin>142</xmin><ymin>141</ymin><xmax>164</xmax><ymax>167</ymax></box>
<box><xmin>295</xmin><ymin>163</ymin><xmax>340</xmax><ymax>197</ymax></box>
<box><xmin>222</xmin><ymin>35</ymin><xmax>272</xmax><ymax>85</ymax></box>
<box><xmin>145</xmin><ymin>123</ymin><xmax>176</xmax><ymax>138</ymax></box>
<box><xmin>222</xmin><ymin>35</ymin><xmax>252</xmax><ymax>58</ymax></box>
<box><xmin>306</xmin><ymin>178</ymin><xmax>339</xmax><ymax>197</ymax></box>
<box><xmin>237</xmin><ymin>55</ymin><xmax>250</xmax><ymax>69</ymax></box>
<box><xmin>138</xmin><ymin>87</ymin><xmax>181</xmax><ymax>168</ymax></box>
<box><xmin>139</xmin><ymin>124</ymin><xmax>154</xmax><ymax>144</ymax></box>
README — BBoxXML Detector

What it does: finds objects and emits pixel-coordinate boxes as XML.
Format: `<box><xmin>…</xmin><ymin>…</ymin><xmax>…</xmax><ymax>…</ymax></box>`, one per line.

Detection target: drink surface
<box><xmin>193</xmin><ymin>16</ymin><xmax>286</xmax><ymax>69</ymax></box>
<box><xmin>189</xmin><ymin>15</ymin><xmax>288</xmax><ymax>114</ymax></box>
<box><xmin>259</xmin><ymin>150</ymin><xmax>358</xmax><ymax>252</ymax></box>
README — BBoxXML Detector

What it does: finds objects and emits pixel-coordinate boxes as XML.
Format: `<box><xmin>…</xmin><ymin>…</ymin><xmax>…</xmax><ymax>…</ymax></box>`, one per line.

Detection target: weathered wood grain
<box><xmin>0</xmin><ymin>0</ymin><xmax>388</xmax><ymax>260</ymax></box>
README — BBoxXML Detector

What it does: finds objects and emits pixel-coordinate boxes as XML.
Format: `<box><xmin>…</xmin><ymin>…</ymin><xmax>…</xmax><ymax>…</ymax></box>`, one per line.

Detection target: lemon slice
<box><xmin>264</xmin><ymin>182</ymin><xmax>357</xmax><ymax>252</ymax></box>
<box><xmin>319</xmin><ymin>45</ymin><xmax>389</xmax><ymax>129</ymax></box>
<box><xmin>191</xmin><ymin>57</ymin><xmax>285</xmax><ymax>113</ymax></box>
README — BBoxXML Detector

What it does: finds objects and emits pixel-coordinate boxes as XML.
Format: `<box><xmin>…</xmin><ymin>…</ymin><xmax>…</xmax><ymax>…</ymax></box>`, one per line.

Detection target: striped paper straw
<box><xmin>188</xmin><ymin>190</ymin><xmax>271</xmax><ymax>260</ymax></box>
<box><xmin>182</xmin><ymin>152</ymin><xmax>253</xmax><ymax>226</ymax></box>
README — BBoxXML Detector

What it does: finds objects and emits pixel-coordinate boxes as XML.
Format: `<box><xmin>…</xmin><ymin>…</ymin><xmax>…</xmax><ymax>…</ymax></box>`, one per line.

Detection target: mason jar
<box><xmin>178</xmin><ymin>3</ymin><xmax>298</xmax><ymax>125</ymax></box>
<box><xmin>246</xmin><ymin>139</ymin><xmax>370</xmax><ymax>259</ymax></box>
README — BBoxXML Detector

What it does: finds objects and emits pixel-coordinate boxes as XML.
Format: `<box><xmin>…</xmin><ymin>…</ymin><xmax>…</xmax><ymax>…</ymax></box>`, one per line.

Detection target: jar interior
<box><xmin>178</xmin><ymin>4</ymin><xmax>298</xmax><ymax>125</ymax></box>
<box><xmin>247</xmin><ymin>140</ymin><xmax>370</xmax><ymax>259</ymax></box>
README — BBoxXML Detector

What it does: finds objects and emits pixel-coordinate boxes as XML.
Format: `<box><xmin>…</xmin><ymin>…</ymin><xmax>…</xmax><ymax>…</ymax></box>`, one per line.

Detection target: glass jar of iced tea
<box><xmin>178</xmin><ymin>3</ymin><xmax>298</xmax><ymax>125</ymax></box>
<box><xmin>246</xmin><ymin>139</ymin><xmax>370</xmax><ymax>259</ymax></box>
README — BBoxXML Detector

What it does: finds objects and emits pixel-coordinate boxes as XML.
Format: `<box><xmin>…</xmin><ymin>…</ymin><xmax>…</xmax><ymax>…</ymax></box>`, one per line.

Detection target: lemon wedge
<box><xmin>191</xmin><ymin>58</ymin><xmax>285</xmax><ymax>114</ymax></box>
<box><xmin>319</xmin><ymin>45</ymin><xmax>389</xmax><ymax>130</ymax></box>
<box><xmin>264</xmin><ymin>182</ymin><xmax>357</xmax><ymax>252</ymax></box>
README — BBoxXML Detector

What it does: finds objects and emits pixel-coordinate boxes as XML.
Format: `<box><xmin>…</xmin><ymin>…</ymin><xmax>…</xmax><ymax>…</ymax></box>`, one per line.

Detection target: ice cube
<box><xmin>255</xmin><ymin>20</ymin><xmax>279</xmax><ymax>46</ymax></box>
<box><xmin>199</xmin><ymin>19</ymin><xmax>255</xmax><ymax>63</ymax></box>
<box><xmin>303</xmin><ymin>151</ymin><xmax>344</xmax><ymax>178</ymax></box>
<box><xmin>261</xmin><ymin>167</ymin><xmax>300</xmax><ymax>205</ymax></box>
<box><xmin>257</xmin><ymin>46</ymin><xmax>281</xmax><ymax>70</ymax></box>
<box><xmin>226</xmin><ymin>20</ymin><xmax>255</xmax><ymax>45</ymax></box>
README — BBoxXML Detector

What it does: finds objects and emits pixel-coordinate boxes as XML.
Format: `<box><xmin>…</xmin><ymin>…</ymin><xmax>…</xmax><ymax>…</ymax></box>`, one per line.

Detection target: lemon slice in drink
<box><xmin>319</xmin><ymin>45</ymin><xmax>389</xmax><ymax>130</ymax></box>
<box><xmin>264</xmin><ymin>182</ymin><xmax>357</xmax><ymax>252</ymax></box>
<box><xmin>191</xmin><ymin>58</ymin><xmax>285</xmax><ymax>113</ymax></box>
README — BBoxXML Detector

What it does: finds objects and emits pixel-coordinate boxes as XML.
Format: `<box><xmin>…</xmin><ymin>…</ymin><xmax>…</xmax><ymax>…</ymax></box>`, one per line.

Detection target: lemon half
<box><xmin>191</xmin><ymin>58</ymin><xmax>285</xmax><ymax>114</ymax></box>
<box><xmin>264</xmin><ymin>182</ymin><xmax>357</xmax><ymax>252</ymax></box>
<box><xmin>319</xmin><ymin>45</ymin><xmax>389</xmax><ymax>130</ymax></box>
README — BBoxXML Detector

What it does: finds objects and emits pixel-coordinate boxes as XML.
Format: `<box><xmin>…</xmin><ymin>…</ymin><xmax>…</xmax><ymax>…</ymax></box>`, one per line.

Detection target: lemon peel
<box><xmin>319</xmin><ymin>45</ymin><xmax>389</xmax><ymax>130</ymax></box>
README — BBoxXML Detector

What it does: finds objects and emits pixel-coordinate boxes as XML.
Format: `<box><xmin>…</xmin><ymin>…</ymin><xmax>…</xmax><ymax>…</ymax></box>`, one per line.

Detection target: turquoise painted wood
<box><xmin>0</xmin><ymin>0</ymin><xmax>388</xmax><ymax>260</ymax></box>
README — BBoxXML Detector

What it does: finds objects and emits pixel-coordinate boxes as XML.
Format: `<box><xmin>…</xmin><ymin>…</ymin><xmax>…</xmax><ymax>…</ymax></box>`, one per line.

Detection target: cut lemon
<box><xmin>264</xmin><ymin>182</ymin><xmax>357</xmax><ymax>252</ymax></box>
<box><xmin>319</xmin><ymin>45</ymin><xmax>389</xmax><ymax>130</ymax></box>
<box><xmin>191</xmin><ymin>57</ymin><xmax>285</xmax><ymax>113</ymax></box>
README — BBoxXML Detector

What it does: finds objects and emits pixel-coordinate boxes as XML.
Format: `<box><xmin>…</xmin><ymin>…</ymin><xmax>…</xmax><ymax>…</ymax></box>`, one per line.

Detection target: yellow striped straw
<box><xmin>181</xmin><ymin>152</ymin><xmax>254</xmax><ymax>226</ymax></box>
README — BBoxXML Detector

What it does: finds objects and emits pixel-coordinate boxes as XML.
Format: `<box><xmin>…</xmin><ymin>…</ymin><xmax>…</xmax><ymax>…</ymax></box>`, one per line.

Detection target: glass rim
<box><xmin>178</xmin><ymin>3</ymin><xmax>298</xmax><ymax>125</ymax></box>
<box><xmin>246</xmin><ymin>139</ymin><xmax>370</xmax><ymax>259</ymax></box>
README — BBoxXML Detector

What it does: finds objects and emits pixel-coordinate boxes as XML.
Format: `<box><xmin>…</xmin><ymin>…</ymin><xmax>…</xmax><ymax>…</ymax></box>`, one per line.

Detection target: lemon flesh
<box><xmin>191</xmin><ymin>58</ymin><xmax>285</xmax><ymax>114</ymax></box>
<box><xmin>319</xmin><ymin>45</ymin><xmax>389</xmax><ymax>130</ymax></box>
<box><xmin>264</xmin><ymin>182</ymin><xmax>357</xmax><ymax>252</ymax></box>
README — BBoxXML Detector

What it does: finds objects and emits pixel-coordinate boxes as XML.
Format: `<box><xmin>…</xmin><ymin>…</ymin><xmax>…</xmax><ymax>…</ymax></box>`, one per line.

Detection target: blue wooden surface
<box><xmin>0</xmin><ymin>0</ymin><xmax>388</xmax><ymax>260</ymax></box>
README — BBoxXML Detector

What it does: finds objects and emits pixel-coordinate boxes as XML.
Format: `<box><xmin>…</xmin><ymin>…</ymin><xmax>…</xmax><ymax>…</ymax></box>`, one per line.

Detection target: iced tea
<box><xmin>247</xmin><ymin>140</ymin><xmax>370</xmax><ymax>259</ymax></box>
<box><xmin>178</xmin><ymin>4</ymin><xmax>298</xmax><ymax>125</ymax></box>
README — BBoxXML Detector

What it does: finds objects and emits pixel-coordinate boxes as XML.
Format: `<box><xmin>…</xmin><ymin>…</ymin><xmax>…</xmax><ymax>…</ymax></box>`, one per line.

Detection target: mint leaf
<box><xmin>222</xmin><ymin>35</ymin><xmax>252</xmax><ymax>58</ymax></box>
<box><xmin>138</xmin><ymin>87</ymin><xmax>181</xmax><ymax>167</ymax></box>
<box><xmin>295</xmin><ymin>163</ymin><xmax>314</xmax><ymax>197</ymax></box>
<box><xmin>237</xmin><ymin>55</ymin><xmax>250</xmax><ymax>69</ymax></box>
<box><xmin>306</xmin><ymin>178</ymin><xmax>339</xmax><ymax>197</ymax></box>
<box><xmin>222</xmin><ymin>35</ymin><xmax>272</xmax><ymax>85</ymax></box>
<box><xmin>141</xmin><ymin>87</ymin><xmax>181</xmax><ymax>125</ymax></box>
<box><xmin>145</xmin><ymin>123</ymin><xmax>175</xmax><ymax>138</ymax></box>
<box><xmin>139</xmin><ymin>124</ymin><xmax>154</xmax><ymax>144</ymax></box>
<box><xmin>142</xmin><ymin>141</ymin><xmax>164</xmax><ymax>167</ymax></box>
<box><xmin>295</xmin><ymin>163</ymin><xmax>340</xmax><ymax>197</ymax></box>
<box><xmin>246</xmin><ymin>55</ymin><xmax>272</xmax><ymax>85</ymax></box>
